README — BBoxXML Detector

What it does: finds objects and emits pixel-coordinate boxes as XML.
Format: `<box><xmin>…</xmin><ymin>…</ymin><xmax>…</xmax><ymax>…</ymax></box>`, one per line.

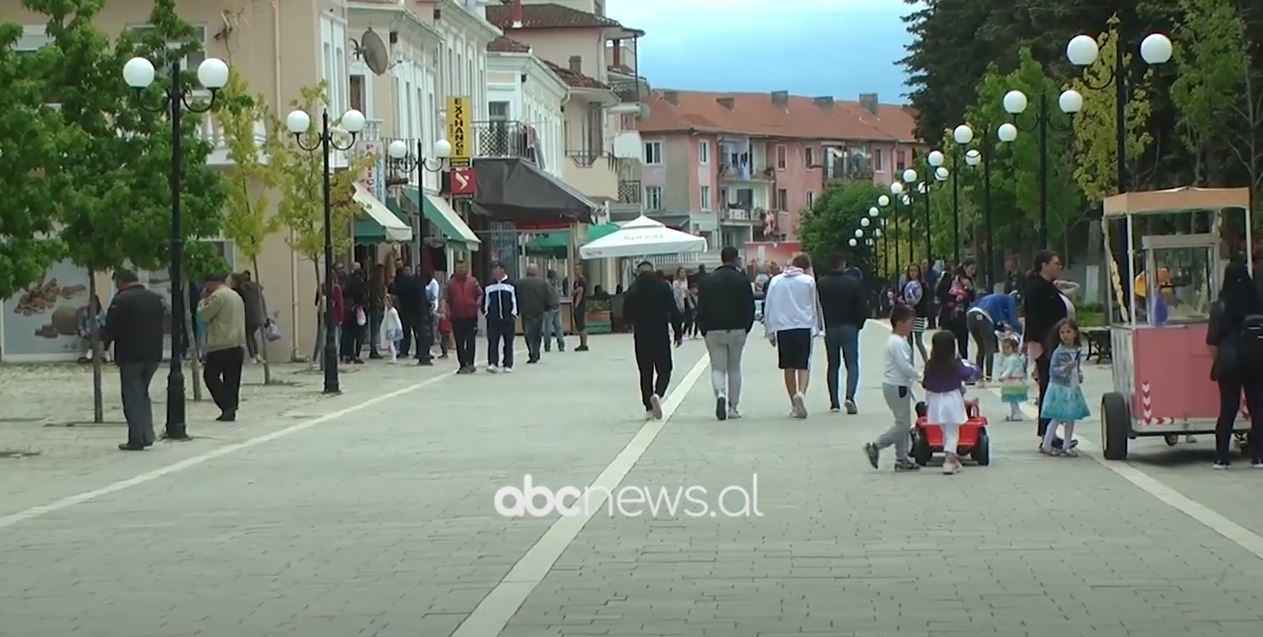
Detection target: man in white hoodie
<box><xmin>763</xmin><ymin>254</ymin><xmax>824</xmax><ymax>418</ymax></box>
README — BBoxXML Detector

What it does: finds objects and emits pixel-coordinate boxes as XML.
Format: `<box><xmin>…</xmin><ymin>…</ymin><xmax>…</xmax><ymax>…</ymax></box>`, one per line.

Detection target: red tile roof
<box><xmin>487</xmin><ymin>35</ymin><xmax>531</xmax><ymax>53</ymax></box>
<box><xmin>486</xmin><ymin>2</ymin><xmax>621</xmax><ymax>30</ymax></box>
<box><xmin>542</xmin><ymin>60</ymin><xmax>608</xmax><ymax>90</ymax></box>
<box><xmin>639</xmin><ymin>90</ymin><xmax>917</xmax><ymax>143</ymax></box>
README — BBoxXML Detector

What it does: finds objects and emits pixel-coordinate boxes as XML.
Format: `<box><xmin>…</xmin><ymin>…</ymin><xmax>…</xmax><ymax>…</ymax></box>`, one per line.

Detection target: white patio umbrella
<box><xmin>578</xmin><ymin>215</ymin><xmax>707</xmax><ymax>259</ymax></box>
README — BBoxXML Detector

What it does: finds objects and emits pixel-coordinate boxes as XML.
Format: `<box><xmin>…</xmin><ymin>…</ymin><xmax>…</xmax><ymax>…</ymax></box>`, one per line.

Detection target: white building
<box><xmin>486</xmin><ymin>36</ymin><xmax>567</xmax><ymax>179</ymax></box>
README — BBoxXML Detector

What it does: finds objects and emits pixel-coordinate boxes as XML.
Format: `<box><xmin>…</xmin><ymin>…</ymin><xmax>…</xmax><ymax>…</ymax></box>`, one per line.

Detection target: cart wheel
<box><xmin>912</xmin><ymin>429</ymin><xmax>932</xmax><ymax>466</ymax></box>
<box><xmin>1101</xmin><ymin>392</ymin><xmax>1131</xmax><ymax>461</ymax></box>
<box><xmin>1164</xmin><ymin>434</ymin><xmax>1179</xmax><ymax>447</ymax></box>
<box><xmin>972</xmin><ymin>429</ymin><xmax>991</xmax><ymax>466</ymax></box>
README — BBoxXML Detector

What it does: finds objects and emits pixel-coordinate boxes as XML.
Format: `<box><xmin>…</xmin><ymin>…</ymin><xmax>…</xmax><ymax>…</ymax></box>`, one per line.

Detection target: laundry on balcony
<box><xmin>471</xmin><ymin>157</ymin><xmax>598</xmax><ymax>223</ymax></box>
<box><xmin>352</xmin><ymin>183</ymin><xmax>412</xmax><ymax>244</ymax></box>
<box><xmin>400</xmin><ymin>186</ymin><xmax>481</xmax><ymax>251</ymax></box>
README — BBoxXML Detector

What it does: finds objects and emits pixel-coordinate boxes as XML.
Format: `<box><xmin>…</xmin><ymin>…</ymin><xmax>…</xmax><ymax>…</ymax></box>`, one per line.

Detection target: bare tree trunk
<box><xmin>183</xmin><ymin>276</ymin><xmax>203</xmax><ymax>401</ymax></box>
<box><xmin>88</xmin><ymin>268</ymin><xmax>103</xmax><ymax>424</ymax></box>
<box><xmin>253</xmin><ymin>256</ymin><xmax>273</xmax><ymax>385</ymax></box>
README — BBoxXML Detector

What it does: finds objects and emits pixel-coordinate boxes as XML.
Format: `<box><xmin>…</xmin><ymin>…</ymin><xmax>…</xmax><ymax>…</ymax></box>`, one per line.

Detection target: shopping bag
<box><xmin>264</xmin><ymin>318</ymin><xmax>283</xmax><ymax>342</ymax></box>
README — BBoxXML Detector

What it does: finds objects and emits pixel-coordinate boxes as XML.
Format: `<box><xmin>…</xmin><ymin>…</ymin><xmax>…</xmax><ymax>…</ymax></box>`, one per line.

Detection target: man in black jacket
<box><xmin>105</xmin><ymin>270</ymin><xmax>166</xmax><ymax>451</ymax></box>
<box><xmin>390</xmin><ymin>265</ymin><xmax>430</xmax><ymax>363</ymax></box>
<box><xmin>516</xmin><ymin>264</ymin><xmax>551</xmax><ymax>364</ymax></box>
<box><xmin>818</xmin><ymin>253</ymin><xmax>868</xmax><ymax>414</ymax></box>
<box><xmin>623</xmin><ymin>260</ymin><xmax>682</xmax><ymax>419</ymax></box>
<box><xmin>697</xmin><ymin>246</ymin><xmax>755</xmax><ymax>421</ymax></box>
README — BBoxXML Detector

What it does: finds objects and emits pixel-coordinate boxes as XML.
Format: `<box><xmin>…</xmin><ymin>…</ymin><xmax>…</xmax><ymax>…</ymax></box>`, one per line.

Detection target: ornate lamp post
<box><xmin>1000</xmin><ymin>88</ymin><xmax>1083</xmax><ymax>246</ymax></box>
<box><xmin>285</xmin><ymin>107</ymin><xmax>367</xmax><ymax>395</ymax></box>
<box><xmin>386</xmin><ymin>138</ymin><xmax>452</xmax><ymax>267</ymax></box>
<box><xmin>123</xmin><ymin>55</ymin><xmax>230</xmax><ymax>441</ymax></box>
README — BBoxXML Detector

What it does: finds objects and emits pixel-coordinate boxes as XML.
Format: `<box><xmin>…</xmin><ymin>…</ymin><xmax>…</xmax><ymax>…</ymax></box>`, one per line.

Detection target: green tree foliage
<box><xmin>799</xmin><ymin>181</ymin><xmax>886</xmax><ymax>278</ymax></box>
<box><xmin>0</xmin><ymin>23</ymin><xmax>64</xmax><ymax>300</ymax></box>
<box><xmin>1170</xmin><ymin>0</ymin><xmax>1248</xmax><ymax>185</ymax></box>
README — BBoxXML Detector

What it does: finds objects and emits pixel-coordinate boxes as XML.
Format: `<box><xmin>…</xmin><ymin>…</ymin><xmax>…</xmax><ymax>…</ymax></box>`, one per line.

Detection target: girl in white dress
<box><xmin>380</xmin><ymin>294</ymin><xmax>404</xmax><ymax>363</ymax></box>
<box><xmin>922</xmin><ymin>331</ymin><xmax>972</xmax><ymax>474</ymax></box>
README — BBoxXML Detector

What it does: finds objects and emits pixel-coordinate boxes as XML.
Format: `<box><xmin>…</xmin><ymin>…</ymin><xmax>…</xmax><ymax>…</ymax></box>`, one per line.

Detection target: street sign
<box><xmin>450</xmin><ymin>167</ymin><xmax>476</xmax><ymax>196</ymax></box>
<box><xmin>446</xmin><ymin>96</ymin><xmax>471</xmax><ymax>168</ymax></box>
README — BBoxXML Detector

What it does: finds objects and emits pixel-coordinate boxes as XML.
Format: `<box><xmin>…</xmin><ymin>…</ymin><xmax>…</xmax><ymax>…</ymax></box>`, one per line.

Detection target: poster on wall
<box><xmin>0</xmin><ymin>261</ymin><xmax>92</xmax><ymax>361</ymax></box>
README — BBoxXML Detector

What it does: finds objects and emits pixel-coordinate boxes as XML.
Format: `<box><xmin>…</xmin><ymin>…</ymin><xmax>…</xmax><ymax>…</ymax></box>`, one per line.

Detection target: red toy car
<box><xmin>911</xmin><ymin>398</ymin><xmax>991</xmax><ymax>466</ymax></box>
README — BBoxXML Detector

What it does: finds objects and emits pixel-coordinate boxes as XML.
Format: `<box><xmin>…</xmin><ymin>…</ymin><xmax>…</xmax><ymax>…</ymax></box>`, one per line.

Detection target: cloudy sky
<box><xmin>606</xmin><ymin>0</ymin><xmax>917</xmax><ymax>104</ymax></box>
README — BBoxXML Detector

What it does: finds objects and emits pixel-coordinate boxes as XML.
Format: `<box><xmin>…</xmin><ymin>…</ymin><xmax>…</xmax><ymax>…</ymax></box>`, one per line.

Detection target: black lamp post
<box><xmin>123</xmin><ymin>54</ymin><xmax>230</xmax><ymax>441</ymax></box>
<box><xmin>1001</xmin><ymin>88</ymin><xmax>1081</xmax><ymax>246</ymax></box>
<box><xmin>948</xmin><ymin>123</ymin><xmax>1017</xmax><ymax>290</ymax></box>
<box><xmin>866</xmin><ymin>203</ymin><xmax>884</xmax><ymax>279</ymax></box>
<box><xmin>285</xmin><ymin>107</ymin><xmax>367</xmax><ymax>394</ymax></box>
<box><xmin>387</xmin><ymin>138</ymin><xmax>452</xmax><ymax>268</ymax></box>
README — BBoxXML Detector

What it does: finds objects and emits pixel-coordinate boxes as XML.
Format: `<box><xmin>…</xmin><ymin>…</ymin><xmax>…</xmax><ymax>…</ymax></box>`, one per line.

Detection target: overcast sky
<box><xmin>606</xmin><ymin>0</ymin><xmax>917</xmax><ymax>104</ymax></box>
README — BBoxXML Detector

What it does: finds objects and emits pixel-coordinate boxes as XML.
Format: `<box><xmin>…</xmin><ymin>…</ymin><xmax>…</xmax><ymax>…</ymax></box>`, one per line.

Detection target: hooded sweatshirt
<box><xmin>762</xmin><ymin>266</ymin><xmax>822</xmax><ymax>335</ymax></box>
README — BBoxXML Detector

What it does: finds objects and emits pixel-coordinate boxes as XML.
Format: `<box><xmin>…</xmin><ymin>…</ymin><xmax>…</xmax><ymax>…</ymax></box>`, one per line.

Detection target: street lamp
<box><xmin>286</xmin><ymin>107</ymin><xmax>367</xmax><ymax>395</ymax></box>
<box><xmin>1066</xmin><ymin>30</ymin><xmax>1172</xmax><ymax>194</ymax></box>
<box><xmin>874</xmin><ymin>198</ymin><xmax>889</xmax><ymax>278</ymax></box>
<box><xmin>1002</xmin><ymin>87</ymin><xmax>1082</xmax><ymax>245</ymax></box>
<box><xmin>956</xmin><ymin>123</ymin><xmax>1017</xmax><ymax>287</ymax></box>
<box><xmin>387</xmin><ymin>138</ymin><xmax>453</xmax><ymax>268</ymax></box>
<box><xmin>123</xmin><ymin>54</ymin><xmax>229</xmax><ymax>441</ymax></box>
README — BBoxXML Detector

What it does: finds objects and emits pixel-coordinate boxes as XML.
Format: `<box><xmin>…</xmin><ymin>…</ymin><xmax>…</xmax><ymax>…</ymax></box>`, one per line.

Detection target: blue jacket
<box><xmin>483</xmin><ymin>277</ymin><xmax>517</xmax><ymax>321</ymax></box>
<box><xmin>972</xmin><ymin>293</ymin><xmax>1020</xmax><ymax>333</ymax></box>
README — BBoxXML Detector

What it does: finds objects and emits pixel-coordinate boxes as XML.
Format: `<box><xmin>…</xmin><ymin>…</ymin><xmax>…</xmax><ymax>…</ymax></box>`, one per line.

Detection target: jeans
<box><xmin>486</xmin><ymin>317</ymin><xmax>516</xmax><ymax>368</ymax></box>
<box><xmin>368</xmin><ymin>309</ymin><xmax>383</xmax><ymax>356</ymax></box>
<box><xmin>542</xmin><ymin>309</ymin><xmax>565</xmax><ymax>351</ymax></box>
<box><xmin>966</xmin><ymin>310</ymin><xmax>996</xmax><ymax>378</ymax></box>
<box><xmin>204</xmin><ymin>346</ymin><xmax>244</xmax><ymax>414</ymax></box>
<box><xmin>453</xmin><ymin>317</ymin><xmax>478</xmax><ymax>368</ymax></box>
<box><xmin>825</xmin><ymin>324</ymin><xmax>861</xmax><ymax>407</ymax></box>
<box><xmin>635</xmin><ymin>335</ymin><xmax>673</xmax><ymax>410</ymax></box>
<box><xmin>877</xmin><ymin>384</ymin><xmax>912</xmax><ymax>463</ymax></box>
<box><xmin>703</xmin><ymin>329</ymin><xmax>747</xmax><ymax>406</ymax></box>
<box><xmin>524</xmin><ymin>315</ymin><xmax>544</xmax><ymax>360</ymax></box>
<box><xmin>119</xmin><ymin>362</ymin><xmax>158</xmax><ymax>446</ymax></box>
<box><xmin>1216</xmin><ymin>376</ymin><xmax>1263</xmax><ymax>463</ymax></box>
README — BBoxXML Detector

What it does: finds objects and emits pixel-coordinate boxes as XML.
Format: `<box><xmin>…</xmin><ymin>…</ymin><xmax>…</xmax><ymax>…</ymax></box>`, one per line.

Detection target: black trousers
<box><xmin>944</xmin><ymin>315</ymin><xmax>969</xmax><ymax>358</ymax></box>
<box><xmin>1036</xmin><ymin>351</ymin><xmax>1052</xmax><ymax>437</ymax></box>
<box><xmin>204</xmin><ymin>346</ymin><xmax>244</xmax><ymax>414</ymax></box>
<box><xmin>1216</xmin><ymin>375</ymin><xmax>1263</xmax><ymax>463</ymax></box>
<box><xmin>966</xmin><ymin>311</ymin><xmax>996</xmax><ymax>378</ymax></box>
<box><xmin>412</xmin><ymin>313</ymin><xmax>434</xmax><ymax>361</ymax></box>
<box><xmin>486</xmin><ymin>317</ymin><xmax>516</xmax><ymax>368</ymax></box>
<box><xmin>340</xmin><ymin>312</ymin><xmax>364</xmax><ymax>359</ymax></box>
<box><xmin>399</xmin><ymin>314</ymin><xmax>416</xmax><ymax>356</ymax></box>
<box><xmin>453</xmin><ymin>317</ymin><xmax>478</xmax><ymax>368</ymax></box>
<box><xmin>635</xmin><ymin>335</ymin><xmax>672</xmax><ymax>410</ymax></box>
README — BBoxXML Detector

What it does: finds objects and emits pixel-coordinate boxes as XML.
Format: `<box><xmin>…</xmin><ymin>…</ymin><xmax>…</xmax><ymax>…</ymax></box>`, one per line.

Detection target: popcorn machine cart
<box><xmin>1099</xmin><ymin>187</ymin><xmax>1253</xmax><ymax>460</ymax></box>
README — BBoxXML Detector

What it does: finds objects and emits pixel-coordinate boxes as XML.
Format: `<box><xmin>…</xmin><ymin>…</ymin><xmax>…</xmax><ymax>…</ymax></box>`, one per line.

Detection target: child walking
<box><xmin>437</xmin><ymin>299</ymin><xmax>453</xmax><ymax>359</ymax></box>
<box><xmin>1039</xmin><ymin>318</ymin><xmax>1091</xmax><ymax>456</ymax></box>
<box><xmin>864</xmin><ymin>304</ymin><xmax>921</xmax><ymax>471</ymax></box>
<box><xmin>923</xmin><ymin>330</ymin><xmax>972</xmax><ymax>474</ymax></box>
<box><xmin>996</xmin><ymin>333</ymin><xmax>1028</xmax><ymax>421</ymax></box>
<box><xmin>381</xmin><ymin>294</ymin><xmax>404</xmax><ymax>363</ymax></box>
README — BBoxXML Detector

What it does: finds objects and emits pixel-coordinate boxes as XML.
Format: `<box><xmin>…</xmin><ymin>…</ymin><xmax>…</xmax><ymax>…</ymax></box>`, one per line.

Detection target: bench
<box><xmin>1082</xmin><ymin>327</ymin><xmax>1111</xmax><ymax>363</ymax></box>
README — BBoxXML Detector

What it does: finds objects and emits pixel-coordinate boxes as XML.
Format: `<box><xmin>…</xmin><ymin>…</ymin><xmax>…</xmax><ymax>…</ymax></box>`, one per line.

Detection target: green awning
<box><xmin>527</xmin><ymin>223</ymin><xmax>619</xmax><ymax>251</ymax></box>
<box><xmin>352</xmin><ymin>183</ymin><xmax>412</xmax><ymax>243</ymax></box>
<box><xmin>402</xmin><ymin>186</ymin><xmax>482</xmax><ymax>250</ymax></box>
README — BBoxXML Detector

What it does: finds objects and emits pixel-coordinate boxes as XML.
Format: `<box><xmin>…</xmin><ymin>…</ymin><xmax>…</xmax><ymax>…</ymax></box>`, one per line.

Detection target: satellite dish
<box><xmin>352</xmin><ymin>29</ymin><xmax>389</xmax><ymax>75</ymax></box>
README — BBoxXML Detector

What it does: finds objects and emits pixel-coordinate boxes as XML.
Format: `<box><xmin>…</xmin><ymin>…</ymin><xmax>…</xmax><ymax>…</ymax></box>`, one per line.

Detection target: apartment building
<box><xmin>638</xmin><ymin>89</ymin><xmax>918</xmax><ymax>259</ymax></box>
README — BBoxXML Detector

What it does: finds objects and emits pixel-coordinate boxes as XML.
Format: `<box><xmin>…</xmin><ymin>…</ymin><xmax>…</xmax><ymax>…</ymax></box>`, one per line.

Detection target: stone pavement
<box><xmin>1</xmin><ymin>329</ymin><xmax>1262</xmax><ymax>637</ymax></box>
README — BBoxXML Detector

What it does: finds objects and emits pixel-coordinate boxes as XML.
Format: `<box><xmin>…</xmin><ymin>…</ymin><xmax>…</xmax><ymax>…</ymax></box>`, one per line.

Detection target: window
<box><xmin>874</xmin><ymin>148</ymin><xmax>884</xmax><ymax>171</ymax></box>
<box><xmin>805</xmin><ymin>146</ymin><xmax>815</xmax><ymax>167</ymax></box>
<box><xmin>806</xmin><ymin>190</ymin><xmax>816</xmax><ymax>210</ymax></box>
<box><xmin>896</xmin><ymin>150</ymin><xmax>906</xmax><ymax>172</ymax></box>
<box><xmin>489</xmin><ymin>101</ymin><xmax>510</xmax><ymax>121</ymax></box>
<box><xmin>644</xmin><ymin>141</ymin><xmax>662</xmax><ymax>165</ymax></box>
<box><xmin>776</xmin><ymin>144</ymin><xmax>787</xmax><ymax>170</ymax></box>
<box><xmin>349</xmin><ymin>75</ymin><xmax>366</xmax><ymax>115</ymax></box>
<box><xmin>700</xmin><ymin>186</ymin><xmax>711</xmax><ymax>210</ymax></box>
<box><xmin>777</xmin><ymin>188</ymin><xmax>788</xmax><ymax>211</ymax></box>
<box><xmin>699</xmin><ymin>140</ymin><xmax>710</xmax><ymax>164</ymax></box>
<box><xmin>645</xmin><ymin>186</ymin><xmax>664</xmax><ymax>210</ymax></box>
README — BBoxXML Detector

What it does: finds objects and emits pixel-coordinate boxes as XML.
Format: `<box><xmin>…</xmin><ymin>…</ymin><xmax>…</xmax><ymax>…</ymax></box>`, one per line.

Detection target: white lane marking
<box><xmin>451</xmin><ymin>355</ymin><xmax>711</xmax><ymax>637</ymax></box>
<box><xmin>0</xmin><ymin>353</ymin><xmax>525</xmax><ymax>530</ymax></box>
<box><xmin>873</xmin><ymin>320</ymin><xmax>1263</xmax><ymax>560</ymax></box>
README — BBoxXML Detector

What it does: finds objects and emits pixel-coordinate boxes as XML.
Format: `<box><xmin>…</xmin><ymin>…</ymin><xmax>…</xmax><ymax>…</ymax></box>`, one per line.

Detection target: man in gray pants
<box><xmin>104</xmin><ymin>270</ymin><xmax>167</xmax><ymax>451</ymax></box>
<box><xmin>696</xmin><ymin>246</ymin><xmax>756</xmax><ymax>421</ymax></box>
<box><xmin>516</xmin><ymin>264</ymin><xmax>551</xmax><ymax>364</ymax></box>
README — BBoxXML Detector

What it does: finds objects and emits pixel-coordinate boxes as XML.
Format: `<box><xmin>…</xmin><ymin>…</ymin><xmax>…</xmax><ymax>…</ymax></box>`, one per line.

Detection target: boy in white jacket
<box><xmin>763</xmin><ymin>254</ymin><xmax>824</xmax><ymax>418</ymax></box>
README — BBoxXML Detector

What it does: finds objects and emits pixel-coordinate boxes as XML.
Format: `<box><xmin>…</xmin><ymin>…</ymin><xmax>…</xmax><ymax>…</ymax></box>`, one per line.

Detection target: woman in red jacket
<box><xmin>312</xmin><ymin>279</ymin><xmax>344</xmax><ymax>369</ymax></box>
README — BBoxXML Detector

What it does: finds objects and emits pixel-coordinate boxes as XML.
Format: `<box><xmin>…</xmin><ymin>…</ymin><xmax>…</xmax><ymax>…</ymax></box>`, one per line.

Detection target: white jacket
<box><xmin>762</xmin><ymin>267</ymin><xmax>822</xmax><ymax>335</ymax></box>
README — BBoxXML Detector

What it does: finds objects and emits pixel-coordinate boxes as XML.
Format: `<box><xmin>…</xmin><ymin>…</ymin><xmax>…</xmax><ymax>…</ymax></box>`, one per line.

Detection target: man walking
<box><xmin>105</xmin><ymin>270</ymin><xmax>165</xmax><ymax>451</ymax></box>
<box><xmin>237</xmin><ymin>270</ymin><xmax>267</xmax><ymax>364</ymax></box>
<box><xmin>516</xmin><ymin>264</ymin><xmax>550</xmax><ymax>364</ymax></box>
<box><xmin>818</xmin><ymin>253</ymin><xmax>868</xmax><ymax>414</ymax></box>
<box><xmin>697</xmin><ymin>246</ymin><xmax>755</xmax><ymax>421</ymax></box>
<box><xmin>483</xmin><ymin>262</ymin><xmax>517</xmax><ymax>373</ymax></box>
<box><xmin>623</xmin><ymin>260</ymin><xmax>682</xmax><ymax>419</ymax></box>
<box><xmin>199</xmin><ymin>273</ymin><xmax>247</xmax><ymax>422</ymax></box>
<box><xmin>447</xmin><ymin>261</ymin><xmax>482</xmax><ymax>374</ymax></box>
<box><xmin>571</xmin><ymin>263</ymin><xmax>590</xmax><ymax>352</ymax></box>
<box><xmin>763</xmin><ymin>254</ymin><xmax>822</xmax><ymax>419</ymax></box>
<box><xmin>543</xmin><ymin>270</ymin><xmax>565</xmax><ymax>352</ymax></box>
<box><xmin>390</xmin><ymin>264</ymin><xmax>426</xmax><ymax>361</ymax></box>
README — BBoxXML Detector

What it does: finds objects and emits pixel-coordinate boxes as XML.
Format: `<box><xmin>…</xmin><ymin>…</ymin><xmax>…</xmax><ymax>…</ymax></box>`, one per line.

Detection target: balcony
<box><xmin>617</xmin><ymin>180</ymin><xmax>641</xmax><ymax>204</ymax></box>
<box><xmin>199</xmin><ymin>113</ymin><xmax>269</xmax><ymax>167</ymax></box>
<box><xmin>610</xmin><ymin>79</ymin><xmax>644</xmax><ymax>103</ymax></box>
<box><xmin>471</xmin><ymin>120</ymin><xmax>534</xmax><ymax>160</ymax></box>
<box><xmin>719</xmin><ymin>162</ymin><xmax>774</xmax><ymax>182</ymax></box>
<box><xmin>719</xmin><ymin>207</ymin><xmax>763</xmax><ymax>225</ymax></box>
<box><xmin>562</xmin><ymin>150</ymin><xmax>618</xmax><ymax>201</ymax></box>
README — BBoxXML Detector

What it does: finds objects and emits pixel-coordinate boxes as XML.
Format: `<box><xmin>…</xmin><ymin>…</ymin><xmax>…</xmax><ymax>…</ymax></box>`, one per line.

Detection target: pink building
<box><xmin>638</xmin><ymin>89</ymin><xmax>918</xmax><ymax>254</ymax></box>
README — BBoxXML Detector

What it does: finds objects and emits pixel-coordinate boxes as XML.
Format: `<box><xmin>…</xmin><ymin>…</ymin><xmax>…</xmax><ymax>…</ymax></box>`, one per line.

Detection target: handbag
<box><xmin>355</xmin><ymin>306</ymin><xmax>367</xmax><ymax>326</ymax></box>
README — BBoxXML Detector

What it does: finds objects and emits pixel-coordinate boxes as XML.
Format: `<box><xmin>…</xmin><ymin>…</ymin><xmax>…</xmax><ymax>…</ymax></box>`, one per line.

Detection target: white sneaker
<box><xmin>503</xmin><ymin>366</ymin><xmax>513</xmax><ymax>374</ymax></box>
<box><xmin>650</xmin><ymin>394</ymin><xmax>663</xmax><ymax>420</ymax></box>
<box><xmin>728</xmin><ymin>407</ymin><xmax>742</xmax><ymax>420</ymax></box>
<box><xmin>791</xmin><ymin>393</ymin><xmax>807</xmax><ymax>419</ymax></box>
<box><xmin>487</xmin><ymin>364</ymin><xmax>500</xmax><ymax>374</ymax></box>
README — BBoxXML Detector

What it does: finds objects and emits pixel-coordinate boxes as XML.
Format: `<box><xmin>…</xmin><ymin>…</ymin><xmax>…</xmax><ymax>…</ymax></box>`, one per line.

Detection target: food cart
<box><xmin>1099</xmin><ymin>187</ymin><xmax>1252</xmax><ymax>460</ymax></box>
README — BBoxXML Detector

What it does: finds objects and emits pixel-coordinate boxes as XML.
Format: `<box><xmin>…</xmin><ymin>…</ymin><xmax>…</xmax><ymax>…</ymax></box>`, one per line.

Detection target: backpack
<box><xmin>1238</xmin><ymin>314</ymin><xmax>1263</xmax><ymax>372</ymax></box>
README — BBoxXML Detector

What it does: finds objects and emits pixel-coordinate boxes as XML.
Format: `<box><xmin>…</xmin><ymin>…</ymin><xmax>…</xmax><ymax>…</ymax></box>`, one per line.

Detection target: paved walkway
<box><xmin>2</xmin><ymin>328</ymin><xmax>1262</xmax><ymax>636</ymax></box>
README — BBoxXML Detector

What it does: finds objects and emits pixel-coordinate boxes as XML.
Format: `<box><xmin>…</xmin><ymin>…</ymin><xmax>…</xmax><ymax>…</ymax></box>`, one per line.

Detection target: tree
<box><xmin>215</xmin><ymin>68</ymin><xmax>286</xmax><ymax>383</ymax></box>
<box><xmin>0</xmin><ymin>23</ymin><xmax>64</xmax><ymax>301</ymax></box>
<box><xmin>1169</xmin><ymin>0</ymin><xmax>1248</xmax><ymax>186</ymax></box>
<box><xmin>799</xmin><ymin>181</ymin><xmax>886</xmax><ymax>278</ymax></box>
<box><xmin>26</xmin><ymin>0</ymin><xmax>224</xmax><ymax>422</ymax></box>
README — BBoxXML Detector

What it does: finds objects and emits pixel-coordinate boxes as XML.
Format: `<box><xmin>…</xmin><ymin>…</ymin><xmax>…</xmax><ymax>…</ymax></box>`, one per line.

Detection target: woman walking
<box><xmin>937</xmin><ymin>260</ymin><xmax>976</xmax><ymax>359</ymax></box>
<box><xmin>901</xmin><ymin>263</ymin><xmax>931</xmax><ymax>364</ymax></box>
<box><xmin>1023</xmin><ymin>250</ymin><xmax>1071</xmax><ymax>449</ymax></box>
<box><xmin>1207</xmin><ymin>262</ymin><xmax>1263</xmax><ymax>468</ymax></box>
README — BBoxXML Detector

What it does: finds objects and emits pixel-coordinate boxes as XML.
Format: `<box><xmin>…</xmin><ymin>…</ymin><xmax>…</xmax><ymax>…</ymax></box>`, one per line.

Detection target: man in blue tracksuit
<box><xmin>483</xmin><ymin>261</ymin><xmax>518</xmax><ymax>373</ymax></box>
<box><xmin>967</xmin><ymin>291</ymin><xmax>1021</xmax><ymax>382</ymax></box>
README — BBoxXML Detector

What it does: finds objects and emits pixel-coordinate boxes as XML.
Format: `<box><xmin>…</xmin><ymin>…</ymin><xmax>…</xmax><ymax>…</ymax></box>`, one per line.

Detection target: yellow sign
<box><xmin>446</xmin><ymin>96</ymin><xmax>471</xmax><ymax>168</ymax></box>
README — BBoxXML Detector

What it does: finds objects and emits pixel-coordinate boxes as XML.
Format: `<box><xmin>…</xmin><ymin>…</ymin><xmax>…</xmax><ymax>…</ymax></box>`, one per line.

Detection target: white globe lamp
<box><xmin>953</xmin><ymin>124</ymin><xmax>974</xmax><ymax>145</ymax></box>
<box><xmin>1067</xmin><ymin>34</ymin><xmax>1100</xmax><ymax>66</ymax></box>
<box><xmin>1140</xmin><ymin>33</ymin><xmax>1173</xmax><ymax>65</ymax></box>
<box><xmin>1059</xmin><ymin>89</ymin><xmax>1084</xmax><ymax>114</ymax></box>
<box><xmin>1003</xmin><ymin>90</ymin><xmax>1028</xmax><ymax>114</ymax></box>
<box><xmin>997</xmin><ymin>122</ymin><xmax>1018</xmax><ymax>143</ymax></box>
<box><xmin>286</xmin><ymin>110</ymin><xmax>311</xmax><ymax>134</ymax></box>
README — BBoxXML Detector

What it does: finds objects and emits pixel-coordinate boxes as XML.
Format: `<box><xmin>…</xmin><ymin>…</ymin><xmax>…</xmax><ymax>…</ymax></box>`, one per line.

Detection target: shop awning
<box><xmin>402</xmin><ymin>186</ymin><xmax>482</xmax><ymax>250</ymax></box>
<box><xmin>526</xmin><ymin>223</ymin><xmax>619</xmax><ymax>252</ymax></box>
<box><xmin>353</xmin><ymin>183</ymin><xmax>412</xmax><ymax>242</ymax></box>
<box><xmin>472</xmin><ymin>157</ymin><xmax>598</xmax><ymax>223</ymax></box>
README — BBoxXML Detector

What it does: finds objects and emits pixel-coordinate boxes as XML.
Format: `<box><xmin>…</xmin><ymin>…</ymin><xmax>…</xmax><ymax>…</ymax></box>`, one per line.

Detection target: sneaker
<box><xmin>716</xmin><ymin>396</ymin><xmax>727</xmax><ymax>421</ymax></box>
<box><xmin>487</xmin><ymin>364</ymin><xmax>500</xmax><ymax>374</ymax></box>
<box><xmin>863</xmin><ymin>442</ymin><xmax>879</xmax><ymax>469</ymax></box>
<box><xmin>503</xmin><ymin>367</ymin><xmax>513</xmax><ymax>374</ymax></box>
<box><xmin>1252</xmin><ymin>460</ymin><xmax>1263</xmax><ymax>469</ymax></box>
<box><xmin>894</xmin><ymin>461</ymin><xmax>921</xmax><ymax>472</ymax></box>
<box><xmin>1213</xmin><ymin>461</ymin><xmax>1230</xmax><ymax>470</ymax></box>
<box><xmin>645</xmin><ymin>409</ymin><xmax>655</xmax><ymax>420</ymax></box>
<box><xmin>1185</xmin><ymin>435</ymin><xmax>1197</xmax><ymax>443</ymax></box>
<box><xmin>791</xmin><ymin>393</ymin><xmax>807</xmax><ymax>419</ymax></box>
<box><xmin>845</xmin><ymin>399</ymin><xmax>858</xmax><ymax>415</ymax></box>
<box><xmin>650</xmin><ymin>394</ymin><xmax>663</xmax><ymax>420</ymax></box>
<box><xmin>575</xmin><ymin>345</ymin><xmax>589</xmax><ymax>352</ymax></box>
<box><xmin>830</xmin><ymin>405</ymin><xmax>841</xmax><ymax>413</ymax></box>
<box><xmin>1062</xmin><ymin>448</ymin><xmax>1079</xmax><ymax>458</ymax></box>
<box><xmin>943</xmin><ymin>458</ymin><xmax>963</xmax><ymax>474</ymax></box>
<box><xmin>727</xmin><ymin>407</ymin><xmax>742</xmax><ymax>420</ymax></box>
